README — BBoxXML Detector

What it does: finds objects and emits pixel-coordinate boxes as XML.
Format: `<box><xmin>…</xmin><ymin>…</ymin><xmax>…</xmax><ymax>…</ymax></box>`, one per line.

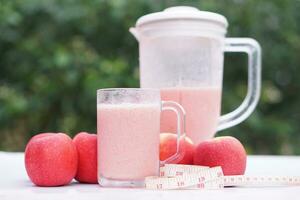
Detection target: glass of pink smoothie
<box><xmin>97</xmin><ymin>88</ymin><xmax>186</xmax><ymax>188</ymax></box>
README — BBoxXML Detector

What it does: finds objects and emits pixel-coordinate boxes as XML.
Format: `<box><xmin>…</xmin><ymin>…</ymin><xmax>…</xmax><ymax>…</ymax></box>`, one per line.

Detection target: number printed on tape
<box><xmin>145</xmin><ymin>166</ymin><xmax>224</xmax><ymax>190</ymax></box>
<box><xmin>145</xmin><ymin>164</ymin><xmax>300</xmax><ymax>190</ymax></box>
<box><xmin>160</xmin><ymin>164</ymin><xmax>210</xmax><ymax>177</ymax></box>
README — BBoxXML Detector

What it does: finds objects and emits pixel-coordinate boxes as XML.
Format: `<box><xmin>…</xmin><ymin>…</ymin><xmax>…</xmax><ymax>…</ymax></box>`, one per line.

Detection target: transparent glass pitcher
<box><xmin>130</xmin><ymin>6</ymin><xmax>261</xmax><ymax>144</ymax></box>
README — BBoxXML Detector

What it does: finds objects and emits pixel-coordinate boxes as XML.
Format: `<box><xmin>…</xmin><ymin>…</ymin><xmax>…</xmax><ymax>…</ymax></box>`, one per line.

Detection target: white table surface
<box><xmin>0</xmin><ymin>152</ymin><xmax>300</xmax><ymax>200</ymax></box>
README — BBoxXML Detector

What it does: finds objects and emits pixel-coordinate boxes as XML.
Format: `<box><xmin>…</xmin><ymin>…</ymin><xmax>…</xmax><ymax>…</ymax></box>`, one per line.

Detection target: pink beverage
<box><xmin>97</xmin><ymin>88</ymin><xmax>185</xmax><ymax>187</ymax></box>
<box><xmin>160</xmin><ymin>87</ymin><xmax>222</xmax><ymax>144</ymax></box>
<box><xmin>98</xmin><ymin>103</ymin><xmax>161</xmax><ymax>181</ymax></box>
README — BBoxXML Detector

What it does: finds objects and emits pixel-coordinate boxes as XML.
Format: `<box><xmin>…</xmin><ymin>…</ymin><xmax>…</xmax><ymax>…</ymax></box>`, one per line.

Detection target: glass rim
<box><xmin>97</xmin><ymin>88</ymin><xmax>159</xmax><ymax>93</ymax></box>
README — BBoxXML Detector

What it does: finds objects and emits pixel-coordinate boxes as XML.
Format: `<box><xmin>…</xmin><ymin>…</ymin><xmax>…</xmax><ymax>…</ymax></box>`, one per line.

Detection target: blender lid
<box><xmin>136</xmin><ymin>6</ymin><xmax>228</xmax><ymax>28</ymax></box>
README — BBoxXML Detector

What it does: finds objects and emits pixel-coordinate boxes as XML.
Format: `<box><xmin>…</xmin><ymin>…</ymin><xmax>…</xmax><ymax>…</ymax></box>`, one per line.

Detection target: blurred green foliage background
<box><xmin>1</xmin><ymin>0</ymin><xmax>300</xmax><ymax>154</ymax></box>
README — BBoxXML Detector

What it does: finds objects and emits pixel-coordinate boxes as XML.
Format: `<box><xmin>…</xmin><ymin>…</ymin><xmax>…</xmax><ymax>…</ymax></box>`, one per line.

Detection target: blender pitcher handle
<box><xmin>217</xmin><ymin>38</ymin><xmax>262</xmax><ymax>131</ymax></box>
<box><xmin>160</xmin><ymin>101</ymin><xmax>186</xmax><ymax>165</ymax></box>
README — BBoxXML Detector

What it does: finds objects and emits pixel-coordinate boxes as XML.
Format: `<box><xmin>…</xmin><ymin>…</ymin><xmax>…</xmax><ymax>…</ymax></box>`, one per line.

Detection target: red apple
<box><xmin>25</xmin><ymin>133</ymin><xmax>78</xmax><ymax>186</ymax></box>
<box><xmin>160</xmin><ymin>133</ymin><xmax>195</xmax><ymax>165</ymax></box>
<box><xmin>73</xmin><ymin>132</ymin><xmax>97</xmax><ymax>183</ymax></box>
<box><xmin>193</xmin><ymin>136</ymin><xmax>247</xmax><ymax>175</ymax></box>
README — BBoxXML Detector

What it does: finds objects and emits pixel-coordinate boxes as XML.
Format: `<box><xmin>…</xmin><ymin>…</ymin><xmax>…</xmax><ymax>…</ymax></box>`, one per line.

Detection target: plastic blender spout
<box><xmin>129</xmin><ymin>27</ymin><xmax>140</xmax><ymax>41</ymax></box>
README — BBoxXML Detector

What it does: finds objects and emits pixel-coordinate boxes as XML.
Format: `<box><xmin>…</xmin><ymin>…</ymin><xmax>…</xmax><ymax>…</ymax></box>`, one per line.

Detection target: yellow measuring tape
<box><xmin>145</xmin><ymin>164</ymin><xmax>300</xmax><ymax>190</ymax></box>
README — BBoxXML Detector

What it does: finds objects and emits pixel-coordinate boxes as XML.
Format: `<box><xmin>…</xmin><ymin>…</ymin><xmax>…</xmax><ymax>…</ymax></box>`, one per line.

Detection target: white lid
<box><xmin>136</xmin><ymin>6</ymin><xmax>228</xmax><ymax>28</ymax></box>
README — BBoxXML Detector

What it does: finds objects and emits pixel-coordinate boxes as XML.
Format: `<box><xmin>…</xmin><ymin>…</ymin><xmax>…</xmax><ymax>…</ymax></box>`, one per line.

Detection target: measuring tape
<box><xmin>147</xmin><ymin>166</ymin><xmax>223</xmax><ymax>190</ymax></box>
<box><xmin>145</xmin><ymin>164</ymin><xmax>300</xmax><ymax>190</ymax></box>
<box><xmin>160</xmin><ymin>164</ymin><xmax>209</xmax><ymax>177</ymax></box>
<box><xmin>223</xmin><ymin>175</ymin><xmax>300</xmax><ymax>187</ymax></box>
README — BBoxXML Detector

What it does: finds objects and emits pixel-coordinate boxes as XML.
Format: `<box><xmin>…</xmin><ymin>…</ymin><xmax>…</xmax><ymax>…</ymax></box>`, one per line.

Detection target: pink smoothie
<box><xmin>160</xmin><ymin>87</ymin><xmax>222</xmax><ymax>144</ymax></box>
<box><xmin>97</xmin><ymin>103</ymin><xmax>160</xmax><ymax>181</ymax></box>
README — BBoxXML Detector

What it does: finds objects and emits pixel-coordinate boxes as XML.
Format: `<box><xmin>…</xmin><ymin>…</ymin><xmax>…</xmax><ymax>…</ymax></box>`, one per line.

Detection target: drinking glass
<box><xmin>97</xmin><ymin>88</ymin><xmax>186</xmax><ymax>187</ymax></box>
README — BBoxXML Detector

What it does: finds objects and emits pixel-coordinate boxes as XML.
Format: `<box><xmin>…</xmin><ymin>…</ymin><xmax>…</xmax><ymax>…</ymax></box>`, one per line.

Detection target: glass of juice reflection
<box><xmin>97</xmin><ymin>88</ymin><xmax>186</xmax><ymax>187</ymax></box>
